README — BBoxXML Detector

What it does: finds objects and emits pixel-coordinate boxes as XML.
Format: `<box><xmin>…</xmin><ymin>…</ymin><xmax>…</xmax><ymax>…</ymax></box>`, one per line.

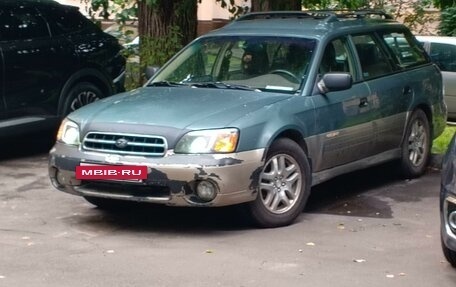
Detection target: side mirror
<box><xmin>317</xmin><ymin>72</ymin><xmax>352</xmax><ymax>94</ymax></box>
<box><xmin>145</xmin><ymin>66</ymin><xmax>160</xmax><ymax>79</ymax></box>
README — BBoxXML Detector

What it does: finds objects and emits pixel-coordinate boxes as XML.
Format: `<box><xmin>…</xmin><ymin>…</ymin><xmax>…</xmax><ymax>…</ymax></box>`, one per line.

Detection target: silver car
<box><xmin>416</xmin><ymin>36</ymin><xmax>456</xmax><ymax>120</ymax></box>
<box><xmin>440</xmin><ymin>134</ymin><xmax>456</xmax><ymax>267</ymax></box>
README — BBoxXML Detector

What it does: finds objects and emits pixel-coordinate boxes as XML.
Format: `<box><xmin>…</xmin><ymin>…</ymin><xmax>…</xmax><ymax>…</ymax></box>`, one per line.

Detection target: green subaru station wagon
<box><xmin>49</xmin><ymin>11</ymin><xmax>447</xmax><ymax>227</ymax></box>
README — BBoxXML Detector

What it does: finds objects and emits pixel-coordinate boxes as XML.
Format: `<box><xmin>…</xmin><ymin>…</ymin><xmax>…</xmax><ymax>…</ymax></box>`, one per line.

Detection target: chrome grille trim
<box><xmin>82</xmin><ymin>132</ymin><xmax>167</xmax><ymax>157</ymax></box>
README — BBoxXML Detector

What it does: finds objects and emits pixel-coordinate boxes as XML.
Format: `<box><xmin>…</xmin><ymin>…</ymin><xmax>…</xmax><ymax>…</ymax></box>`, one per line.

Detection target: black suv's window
<box><xmin>352</xmin><ymin>34</ymin><xmax>393</xmax><ymax>79</ymax></box>
<box><xmin>381</xmin><ymin>32</ymin><xmax>427</xmax><ymax>68</ymax></box>
<box><xmin>0</xmin><ymin>7</ymin><xmax>49</xmax><ymax>41</ymax></box>
<box><xmin>41</xmin><ymin>7</ymin><xmax>94</xmax><ymax>35</ymax></box>
<box><xmin>428</xmin><ymin>42</ymin><xmax>456</xmax><ymax>72</ymax></box>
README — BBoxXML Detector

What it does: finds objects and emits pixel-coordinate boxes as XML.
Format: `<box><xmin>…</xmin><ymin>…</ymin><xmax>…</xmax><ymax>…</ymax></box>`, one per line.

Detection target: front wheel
<box><xmin>248</xmin><ymin>138</ymin><xmax>311</xmax><ymax>228</ymax></box>
<box><xmin>442</xmin><ymin>236</ymin><xmax>456</xmax><ymax>267</ymax></box>
<box><xmin>400</xmin><ymin>109</ymin><xmax>431</xmax><ymax>178</ymax></box>
<box><xmin>62</xmin><ymin>82</ymin><xmax>104</xmax><ymax>116</ymax></box>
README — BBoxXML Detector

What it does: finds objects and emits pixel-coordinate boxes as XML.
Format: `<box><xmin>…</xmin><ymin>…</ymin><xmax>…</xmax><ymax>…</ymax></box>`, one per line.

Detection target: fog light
<box><xmin>49</xmin><ymin>167</ymin><xmax>65</xmax><ymax>189</ymax></box>
<box><xmin>196</xmin><ymin>181</ymin><xmax>217</xmax><ymax>202</ymax></box>
<box><xmin>449</xmin><ymin>211</ymin><xmax>456</xmax><ymax>230</ymax></box>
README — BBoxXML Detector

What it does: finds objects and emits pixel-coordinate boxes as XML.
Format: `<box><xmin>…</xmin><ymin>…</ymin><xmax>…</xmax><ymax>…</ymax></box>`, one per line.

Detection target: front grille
<box><xmin>82</xmin><ymin>181</ymin><xmax>171</xmax><ymax>199</ymax></box>
<box><xmin>82</xmin><ymin>132</ymin><xmax>167</xmax><ymax>156</ymax></box>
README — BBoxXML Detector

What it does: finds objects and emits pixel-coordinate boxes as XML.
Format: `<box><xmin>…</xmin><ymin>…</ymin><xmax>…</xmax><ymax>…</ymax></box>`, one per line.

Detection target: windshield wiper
<box><xmin>147</xmin><ymin>81</ymin><xmax>186</xmax><ymax>87</ymax></box>
<box><xmin>190</xmin><ymin>82</ymin><xmax>260</xmax><ymax>92</ymax></box>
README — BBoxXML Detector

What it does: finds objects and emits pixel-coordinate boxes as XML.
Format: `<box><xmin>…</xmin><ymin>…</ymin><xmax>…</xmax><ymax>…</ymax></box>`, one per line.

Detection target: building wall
<box><xmin>197</xmin><ymin>0</ymin><xmax>251</xmax><ymax>35</ymax></box>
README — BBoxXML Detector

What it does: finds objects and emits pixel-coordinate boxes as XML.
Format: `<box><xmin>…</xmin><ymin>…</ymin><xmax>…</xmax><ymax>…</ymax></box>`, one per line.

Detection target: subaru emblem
<box><xmin>115</xmin><ymin>138</ymin><xmax>129</xmax><ymax>149</ymax></box>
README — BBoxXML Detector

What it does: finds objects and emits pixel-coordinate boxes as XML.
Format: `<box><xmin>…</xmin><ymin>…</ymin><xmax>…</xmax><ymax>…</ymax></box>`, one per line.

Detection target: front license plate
<box><xmin>76</xmin><ymin>164</ymin><xmax>148</xmax><ymax>181</ymax></box>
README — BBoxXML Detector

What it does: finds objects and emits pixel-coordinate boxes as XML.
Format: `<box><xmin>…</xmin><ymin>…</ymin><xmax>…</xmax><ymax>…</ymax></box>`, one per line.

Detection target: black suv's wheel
<box><xmin>248</xmin><ymin>138</ymin><xmax>311</xmax><ymax>228</ymax></box>
<box><xmin>63</xmin><ymin>82</ymin><xmax>104</xmax><ymax>115</ymax></box>
<box><xmin>400</xmin><ymin>109</ymin><xmax>431</xmax><ymax>178</ymax></box>
<box><xmin>442</xmin><ymin>236</ymin><xmax>456</xmax><ymax>267</ymax></box>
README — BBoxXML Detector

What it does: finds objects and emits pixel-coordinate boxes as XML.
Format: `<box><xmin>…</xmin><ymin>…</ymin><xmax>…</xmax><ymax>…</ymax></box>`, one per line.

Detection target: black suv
<box><xmin>0</xmin><ymin>0</ymin><xmax>126</xmax><ymax>137</ymax></box>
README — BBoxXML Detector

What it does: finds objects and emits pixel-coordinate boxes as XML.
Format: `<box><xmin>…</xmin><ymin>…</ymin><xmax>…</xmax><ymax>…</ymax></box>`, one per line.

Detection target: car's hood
<box><xmin>69</xmin><ymin>86</ymin><xmax>291</xmax><ymax>130</ymax></box>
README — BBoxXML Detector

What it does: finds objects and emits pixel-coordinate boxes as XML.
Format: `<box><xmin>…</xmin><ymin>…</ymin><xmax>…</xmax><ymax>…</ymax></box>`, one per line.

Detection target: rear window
<box><xmin>381</xmin><ymin>32</ymin><xmax>428</xmax><ymax>68</ymax></box>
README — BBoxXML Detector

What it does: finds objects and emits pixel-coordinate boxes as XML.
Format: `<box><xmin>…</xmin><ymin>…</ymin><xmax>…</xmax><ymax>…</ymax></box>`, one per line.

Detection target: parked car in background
<box><xmin>416</xmin><ymin>36</ymin><xmax>456</xmax><ymax>120</ymax></box>
<box><xmin>440</xmin><ymin>133</ymin><xmax>456</xmax><ymax>267</ymax></box>
<box><xmin>0</xmin><ymin>0</ymin><xmax>126</xmax><ymax>137</ymax></box>
<box><xmin>49</xmin><ymin>11</ymin><xmax>446</xmax><ymax>228</ymax></box>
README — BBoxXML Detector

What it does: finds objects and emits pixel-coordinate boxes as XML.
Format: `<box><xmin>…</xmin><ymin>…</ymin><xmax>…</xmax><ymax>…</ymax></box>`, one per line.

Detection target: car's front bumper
<box><xmin>441</xmin><ymin>191</ymin><xmax>456</xmax><ymax>251</ymax></box>
<box><xmin>48</xmin><ymin>142</ymin><xmax>265</xmax><ymax>207</ymax></box>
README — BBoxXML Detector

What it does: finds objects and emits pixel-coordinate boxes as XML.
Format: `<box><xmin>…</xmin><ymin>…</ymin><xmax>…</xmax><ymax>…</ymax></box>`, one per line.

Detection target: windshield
<box><xmin>151</xmin><ymin>36</ymin><xmax>316</xmax><ymax>93</ymax></box>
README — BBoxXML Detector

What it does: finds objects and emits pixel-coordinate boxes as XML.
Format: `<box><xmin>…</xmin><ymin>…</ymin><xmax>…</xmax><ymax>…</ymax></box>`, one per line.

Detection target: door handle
<box><xmin>403</xmin><ymin>86</ymin><xmax>412</xmax><ymax>96</ymax></box>
<box><xmin>359</xmin><ymin>97</ymin><xmax>368</xmax><ymax>107</ymax></box>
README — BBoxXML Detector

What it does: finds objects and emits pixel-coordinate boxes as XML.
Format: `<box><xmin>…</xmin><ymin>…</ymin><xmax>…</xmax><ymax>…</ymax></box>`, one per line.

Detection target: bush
<box><xmin>432</xmin><ymin>125</ymin><xmax>456</xmax><ymax>154</ymax></box>
<box><xmin>439</xmin><ymin>6</ymin><xmax>456</xmax><ymax>36</ymax></box>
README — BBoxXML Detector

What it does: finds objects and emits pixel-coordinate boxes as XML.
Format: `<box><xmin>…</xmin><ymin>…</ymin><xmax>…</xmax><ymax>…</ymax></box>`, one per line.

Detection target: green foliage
<box><xmin>432</xmin><ymin>125</ymin><xmax>456</xmax><ymax>154</ymax></box>
<box><xmin>138</xmin><ymin>26</ymin><xmax>182</xmax><ymax>84</ymax></box>
<box><xmin>93</xmin><ymin>0</ymin><xmax>136</xmax><ymax>23</ymax></box>
<box><xmin>439</xmin><ymin>6</ymin><xmax>456</xmax><ymax>36</ymax></box>
<box><xmin>402</xmin><ymin>0</ymin><xmax>433</xmax><ymax>34</ymax></box>
<box><xmin>216</xmin><ymin>0</ymin><xmax>249</xmax><ymax>17</ymax></box>
<box><xmin>433</xmin><ymin>0</ymin><xmax>456</xmax><ymax>9</ymax></box>
<box><xmin>140</xmin><ymin>27</ymin><xmax>182</xmax><ymax>67</ymax></box>
<box><xmin>302</xmin><ymin>0</ymin><xmax>368</xmax><ymax>9</ymax></box>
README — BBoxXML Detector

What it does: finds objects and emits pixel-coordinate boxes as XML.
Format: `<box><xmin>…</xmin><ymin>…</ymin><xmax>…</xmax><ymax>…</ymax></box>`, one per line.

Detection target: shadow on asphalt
<box><xmin>72</xmin><ymin>162</ymin><xmax>407</xmax><ymax>232</ymax></box>
<box><xmin>305</xmin><ymin>161</ymin><xmax>403</xmax><ymax>219</ymax></box>
<box><xmin>0</xmin><ymin>132</ymin><xmax>431</xmax><ymax>230</ymax></box>
<box><xmin>0</xmin><ymin>130</ymin><xmax>55</xmax><ymax>161</ymax></box>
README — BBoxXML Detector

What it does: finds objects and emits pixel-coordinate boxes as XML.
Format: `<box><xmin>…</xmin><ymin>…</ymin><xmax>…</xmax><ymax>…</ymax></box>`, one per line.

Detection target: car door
<box><xmin>0</xmin><ymin>5</ymin><xmax>59</xmax><ymax>119</ymax></box>
<box><xmin>0</xmin><ymin>45</ymin><xmax>5</xmax><ymax>120</ymax></box>
<box><xmin>350</xmin><ymin>32</ymin><xmax>409</xmax><ymax>155</ymax></box>
<box><xmin>310</xmin><ymin>37</ymin><xmax>374</xmax><ymax>171</ymax></box>
<box><xmin>373</xmin><ymin>31</ymin><xmax>431</xmax><ymax>152</ymax></box>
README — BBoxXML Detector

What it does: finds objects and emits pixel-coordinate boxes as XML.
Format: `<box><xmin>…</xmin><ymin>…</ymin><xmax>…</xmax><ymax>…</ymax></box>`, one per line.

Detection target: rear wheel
<box><xmin>400</xmin><ymin>109</ymin><xmax>431</xmax><ymax>178</ymax></box>
<box><xmin>248</xmin><ymin>138</ymin><xmax>311</xmax><ymax>228</ymax></box>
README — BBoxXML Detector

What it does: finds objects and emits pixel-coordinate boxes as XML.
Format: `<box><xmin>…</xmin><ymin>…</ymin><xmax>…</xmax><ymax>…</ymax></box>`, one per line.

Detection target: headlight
<box><xmin>56</xmin><ymin>119</ymin><xmax>80</xmax><ymax>145</ymax></box>
<box><xmin>175</xmin><ymin>128</ymin><xmax>239</xmax><ymax>153</ymax></box>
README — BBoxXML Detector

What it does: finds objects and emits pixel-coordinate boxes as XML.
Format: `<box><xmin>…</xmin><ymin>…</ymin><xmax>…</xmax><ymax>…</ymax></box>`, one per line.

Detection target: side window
<box><xmin>0</xmin><ymin>7</ymin><xmax>49</xmax><ymax>41</ymax></box>
<box><xmin>319</xmin><ymin>38</ymin><xmax>354</xmax><ymax>76</ymax></box>
<box><xmin>381</xmin><ymin>32</ymin><xmax>427</xmax><ymax>68</ymax></box>
<box><xmin>429</xmin><ymin>42</ymin><xmax>456</xmax><ymax>72</ymax></box>
<box><xmin>352</xmin><ymin>34</ymin><xmax>393</xmax><ymax>79</ymax></box>
<box><xmin>42</xmin><ymin>7</ymin><xmax>94</xmax><ymax>35</ymax></box>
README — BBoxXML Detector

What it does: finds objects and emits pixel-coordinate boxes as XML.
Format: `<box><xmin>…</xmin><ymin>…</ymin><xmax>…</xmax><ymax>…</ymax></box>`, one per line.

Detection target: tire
<box><xmin>62</xmin><ymin>82</ymin><xmax>104</xmax><ymax>116</ymax></box>
<box><xmin>442</xmin><ymin>236</ymin><xmax>456</xmax><ymax>268</ymax></box>
<box><xmin>83</xmin><ymin>196</ymin><xmax>128</xmax><ymax>211</ymax></box>
<box><xmin>400</xmin><ymin>109</ymin><xmax>431</xmax><ymax>178</ymax></box>
<box><xmin>248</xmin><ymin>138</ymin><xmax>311</xmax><ymax>228</ymax></box>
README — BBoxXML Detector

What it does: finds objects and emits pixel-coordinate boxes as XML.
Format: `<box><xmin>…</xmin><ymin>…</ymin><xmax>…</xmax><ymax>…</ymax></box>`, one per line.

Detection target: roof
<box><xmin>1</xmin><ymin>0</ymin><xmax>62</xmax><ymax>7</ymax></box>
<box><xmin>206</xmin><ymin>10</ymin><xmax>403</xmax><ymax>41</ymax></box>
<box><xmin>415</xmin><ymin>35</ymin><xmax>456</xmax><ymax>45</ymax></box>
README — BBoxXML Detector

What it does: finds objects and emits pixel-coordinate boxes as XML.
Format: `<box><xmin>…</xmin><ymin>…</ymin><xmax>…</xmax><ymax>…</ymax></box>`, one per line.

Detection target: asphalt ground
<box><xmin>0</xmin><ymin>134</ymin><xmax>455</xmax><ymax>287</ymax></box>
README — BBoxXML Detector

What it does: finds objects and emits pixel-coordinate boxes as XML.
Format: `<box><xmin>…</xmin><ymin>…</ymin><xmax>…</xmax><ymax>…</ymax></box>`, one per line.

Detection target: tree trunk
<box><xmin>138</xmin><ymin>0</ymin><xmax>197</xmax><ymax>46</ymax></box>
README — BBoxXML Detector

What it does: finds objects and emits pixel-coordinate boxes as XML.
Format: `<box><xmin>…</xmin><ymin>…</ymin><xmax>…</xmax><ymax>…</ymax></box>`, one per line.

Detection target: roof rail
<box><xmin>236</xmin><ymin>10</ymin><xmax>393</xmax><ymax>22</ymax></box>
<box><xmin>322</xmin><ymin>9</ymin><xmax>394</xmax><ymax>20</ymax></box>
<box><xmin>235</xmin><ymin>11</ymin><xmax>333</xmax><ymax>22</ymax></box>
